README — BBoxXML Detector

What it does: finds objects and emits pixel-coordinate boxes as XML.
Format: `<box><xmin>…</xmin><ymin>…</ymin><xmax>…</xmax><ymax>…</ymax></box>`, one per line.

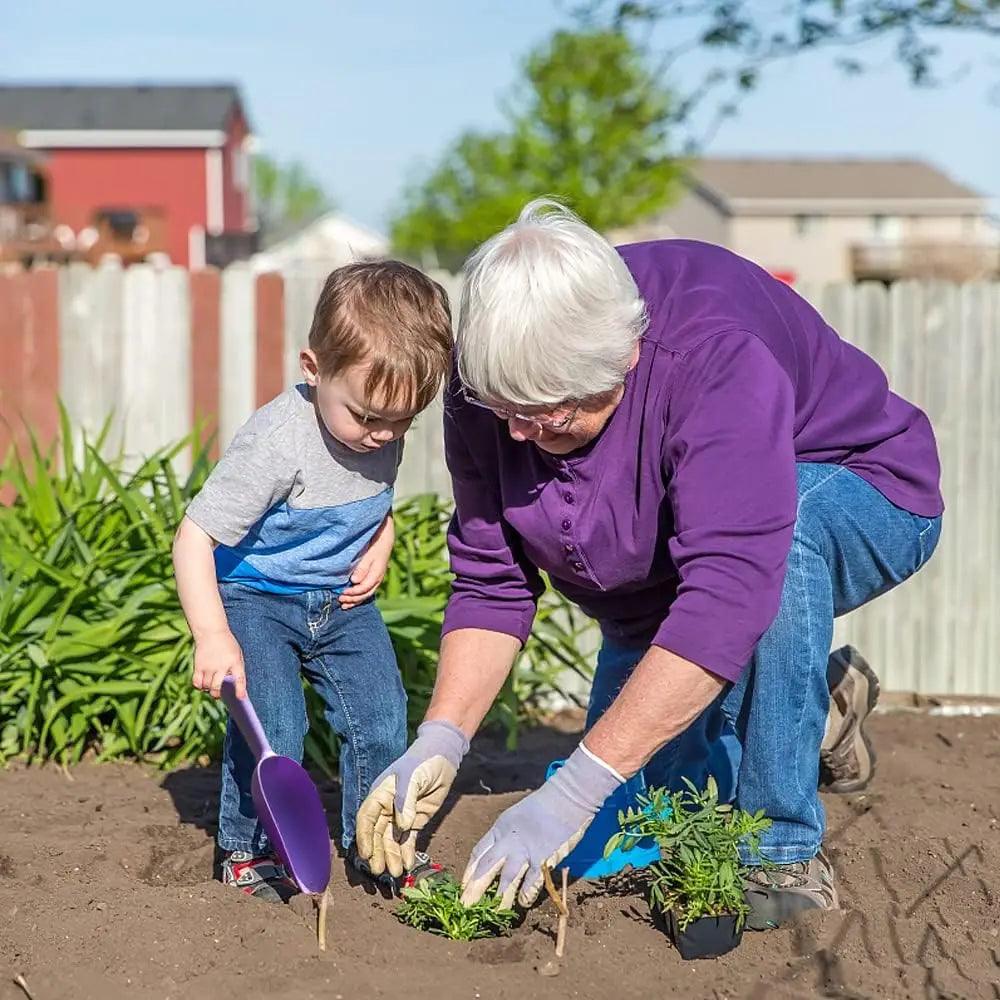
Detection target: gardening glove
<box><xmin>356</xmin><ymin>719</ymin><xmax>469</xmax><ymax>877</ymax></box>
<box><xmin>460</xmin><ymin>743</ymin><xmax>623</xmax><ymax>910</ymax></box>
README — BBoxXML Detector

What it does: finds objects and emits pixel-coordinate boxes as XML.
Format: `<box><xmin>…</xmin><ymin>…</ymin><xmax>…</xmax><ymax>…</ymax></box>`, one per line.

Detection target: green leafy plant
<box><xmin>396</xmin><ymin>875</ymin><xmax>516</xmax><ymax>940</ymax></box>
<box><xmin>0</xmin><ymin>414</ymin><xmax>220</xmax><ymax>767</ymax></box>
<box><xmin>0</xmin><ymin>416</ymin><xmax>595</xmax><ymax>769</ymax></box>
<box><xmin>605</xmin><ymin>777</ymin><xmax>771</xmax><ymax>931</ymax></box>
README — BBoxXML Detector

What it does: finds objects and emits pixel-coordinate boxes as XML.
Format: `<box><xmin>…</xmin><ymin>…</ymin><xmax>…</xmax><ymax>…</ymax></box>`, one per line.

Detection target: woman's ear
<box><xmin>300</xmin><ymin>349</ymin><xmax>320</xmax><ymax>386</ymax></box>
<box><xmin>628</xmin><ymin>341</ymin><xmax>641</xmax><ymax>370</ymax></box>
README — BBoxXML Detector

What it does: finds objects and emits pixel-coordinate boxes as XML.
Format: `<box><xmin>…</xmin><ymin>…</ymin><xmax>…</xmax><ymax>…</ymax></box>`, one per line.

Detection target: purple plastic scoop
<box><xmin>220</xmin><ymin>677</ymin><xmax>331</xmax><ymax>894</ymax></box>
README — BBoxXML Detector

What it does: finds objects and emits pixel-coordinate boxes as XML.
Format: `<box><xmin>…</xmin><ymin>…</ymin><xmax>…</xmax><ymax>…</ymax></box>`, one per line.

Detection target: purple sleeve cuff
<box><xmin>441</xmin><ymin>597</ymin><xmax>536</xmax><ymax>646</ymax></box>
<box><xmin>652</xmin><ymin>618</ymin><xmax>747</xmax><ymax>683</ymax></box>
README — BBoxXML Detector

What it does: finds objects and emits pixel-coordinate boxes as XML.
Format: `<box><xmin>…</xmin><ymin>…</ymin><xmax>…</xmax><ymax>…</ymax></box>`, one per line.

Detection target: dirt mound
<box><xmin>1</xmin><ymin>713</ymin><xmax>998</xmax><ymax>1000</ymax></box>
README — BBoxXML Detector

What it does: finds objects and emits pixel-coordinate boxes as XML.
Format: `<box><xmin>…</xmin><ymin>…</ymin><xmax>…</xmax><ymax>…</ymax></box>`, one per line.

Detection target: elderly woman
<box><xmin>356</xmin><ymin>200</ymin><xmax>942</xmax><ymax>929</ymax></box>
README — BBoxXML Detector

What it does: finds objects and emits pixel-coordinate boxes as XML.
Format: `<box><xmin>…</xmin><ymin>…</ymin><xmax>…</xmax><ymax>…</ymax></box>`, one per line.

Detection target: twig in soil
<box><xmin>541</xmin><ymin>864</ymin><xmax>569</xmax><ymax>959</ymax></box>
<box><xmin>13</xmin><ymin>974</ymin><xmax>37</xmax><ymax>1000</ymax></box>
<box><xmin>558</xmin><ymin>868</ymin><xmax>568</xmax><ymax>958</ymax></box>
<box><xmin>317</xmin><ymin>888</ymin><xmax>330</xmax><ymax>951</ymax></box>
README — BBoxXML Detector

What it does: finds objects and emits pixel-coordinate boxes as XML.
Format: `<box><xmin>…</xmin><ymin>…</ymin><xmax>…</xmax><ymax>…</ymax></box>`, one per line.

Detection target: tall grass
<box><xmin>0</xmin><ymin>418</ymin><xmax>594</xmax><ymax>770</ymax></box>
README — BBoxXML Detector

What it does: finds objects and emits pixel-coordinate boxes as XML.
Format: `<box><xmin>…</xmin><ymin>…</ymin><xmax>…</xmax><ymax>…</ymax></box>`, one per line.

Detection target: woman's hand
<box><xmin>460</xmin><ymin>744</ymin><xmax>623</xmax><ymax>909</ymax></box>
<box><xmin>355</xmin><ymin>719</ymin><xmax>469</xmax><ymax>876</ymax></box>
<box><xmin>340</xmin><ymin>514</ymin><xmax>394</xmax><ymax>609</ymax></box>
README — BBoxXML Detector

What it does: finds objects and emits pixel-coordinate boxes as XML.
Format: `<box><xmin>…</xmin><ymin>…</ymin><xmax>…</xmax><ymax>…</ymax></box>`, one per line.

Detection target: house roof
<box><xmin>688</xmin><ymin>158</ymin><xmax>984</xmax><ymax>214</ymax></box>
<box><xmin>0</xmin><ymin>84</ymin><xmax>246</xmax><ymax>133</ymax></box>
<box><xmin>252</xmin><ymin>212</ymin><xmax>389</xmax><ymax>271</ymax></box>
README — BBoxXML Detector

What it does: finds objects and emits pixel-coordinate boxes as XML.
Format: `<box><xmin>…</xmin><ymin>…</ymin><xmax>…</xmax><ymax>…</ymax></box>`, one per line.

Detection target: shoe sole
<box><xmin>821</xmin><ymin>647</ymin><xmax>880</xmax><ymax>795</ymax></box>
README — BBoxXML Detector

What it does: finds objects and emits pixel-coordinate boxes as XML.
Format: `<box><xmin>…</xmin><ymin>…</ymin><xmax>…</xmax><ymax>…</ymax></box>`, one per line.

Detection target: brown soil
<box><xmin>1</xmin><ymin>713</ymin><xmax>999</xmax><ymax>1000</ymax></box>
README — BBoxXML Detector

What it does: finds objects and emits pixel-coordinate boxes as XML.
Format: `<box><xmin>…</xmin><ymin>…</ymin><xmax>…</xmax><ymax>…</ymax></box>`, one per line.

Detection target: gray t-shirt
<box><xmin>186</xmin><ymin>384</ymin><xmax>400</xmax><ymax>593</ymax></box>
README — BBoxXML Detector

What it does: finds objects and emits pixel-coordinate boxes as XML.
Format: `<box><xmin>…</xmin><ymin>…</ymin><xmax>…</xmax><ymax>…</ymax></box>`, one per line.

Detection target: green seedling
<box><xmin>397</xmin><ymin>875</ymin><xmax>516</xmax><ymax>941</ymax></box>
<box><xmin>605</xmin><ymin>776</ymin><xmax>772</xmax><ymax>931</ymax></box>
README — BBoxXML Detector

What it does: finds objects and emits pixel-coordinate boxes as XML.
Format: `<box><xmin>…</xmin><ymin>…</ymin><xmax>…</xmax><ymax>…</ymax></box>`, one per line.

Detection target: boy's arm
<box><xmin>176</xmin><ymin>412</ymin><xmax>296</xmax><ymax>697</ymax></box>
<box><xmin>172</xmin><ymin>515</ymin><xmax>247</xmax><ymax>699</ymax></box>
<box><xmin>339</xmin><ymin>512</ymin><xmax>394</xmax><ymax>609</ymax></box>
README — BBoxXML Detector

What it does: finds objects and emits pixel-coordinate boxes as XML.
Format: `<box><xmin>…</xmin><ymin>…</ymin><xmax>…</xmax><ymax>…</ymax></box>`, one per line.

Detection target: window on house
<box><xmin>871</xmin><ymin>214</ymin><xmax>902</xmax><ymax>240</ymax></box>
<box><xmin>794</xmin><ymin>214</ymin><xmax>823</xmax><ymax>236</ymax></box>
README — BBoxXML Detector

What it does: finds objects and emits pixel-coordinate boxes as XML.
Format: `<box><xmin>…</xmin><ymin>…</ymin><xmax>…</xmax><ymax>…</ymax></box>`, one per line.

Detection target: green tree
<box><xmin>577</xmin><ymin>1</ymin><xmax>1000</xmax><ymax>144</ymax></box>
<box><xmin>254</xmin><ymin>155</ymin><xmax>331</xmax><ymax>244</ymax></box>
<box><xmin>391</xmin><ymin>29</ymin><xmax>682</xmax><ymax>269</ymax></box>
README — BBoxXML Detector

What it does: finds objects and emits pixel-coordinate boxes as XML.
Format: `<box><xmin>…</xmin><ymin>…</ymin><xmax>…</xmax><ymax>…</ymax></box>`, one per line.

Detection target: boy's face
<box><xmin>300</xmin><ymin>351</ymin><xmax>417</xmax><ymax>452</ymax></box>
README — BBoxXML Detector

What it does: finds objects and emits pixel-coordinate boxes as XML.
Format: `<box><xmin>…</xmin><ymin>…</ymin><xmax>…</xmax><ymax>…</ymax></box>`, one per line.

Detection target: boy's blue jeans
<box><xmin>586</xmin><ymin>464</ymin><xmax>942</xmax><ymax>865</ymax></box>
<box><xmin>216</xmin><ymin>584</ymin><xmax>407</xmax><ymax>855</ymax></box>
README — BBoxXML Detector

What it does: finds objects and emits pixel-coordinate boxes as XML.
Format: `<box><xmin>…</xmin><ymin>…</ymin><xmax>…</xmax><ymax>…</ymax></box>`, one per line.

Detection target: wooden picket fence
<box><xmin>1</xmin><ymin>261</ymin><xmax>997</xmax><ymax>696</ymax></box>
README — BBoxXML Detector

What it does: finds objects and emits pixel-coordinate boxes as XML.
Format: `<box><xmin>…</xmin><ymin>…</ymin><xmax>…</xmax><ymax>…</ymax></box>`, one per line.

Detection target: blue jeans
<box><xmin>217</xmin><ymin>584</ymin><xmax>407</xmax><ymax>854</ymax></box>
<box><xmin>586</xmin><ymin>464</ymin><xmax>942</xmax><ymax>865</ymax></box>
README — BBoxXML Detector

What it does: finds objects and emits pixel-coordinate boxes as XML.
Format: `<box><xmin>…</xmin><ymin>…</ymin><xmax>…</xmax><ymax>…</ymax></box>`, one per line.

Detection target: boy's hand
<box><xmin>340</xmin><ymin>515</ymin><xmax>394</xmax><ymax>609</ymax></box>
<box><xmin>192</xmin><ymin>630</ymin><xmax>247</xmax><ymax>700</ymax></box>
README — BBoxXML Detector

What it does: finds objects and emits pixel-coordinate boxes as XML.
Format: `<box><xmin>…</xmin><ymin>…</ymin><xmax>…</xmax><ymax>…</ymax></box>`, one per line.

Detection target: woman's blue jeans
<box><xmin>586</xmin><ymin>464</ymin><xmax>942</xmax><ymax>864</ymax></box>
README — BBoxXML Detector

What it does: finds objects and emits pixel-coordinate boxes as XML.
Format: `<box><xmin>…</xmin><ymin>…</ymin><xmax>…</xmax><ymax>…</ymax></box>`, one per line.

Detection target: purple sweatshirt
<box><xmin>442</xmin><ymin>241</ymin><xmax>943</xmax><ymax>682</ymax></box>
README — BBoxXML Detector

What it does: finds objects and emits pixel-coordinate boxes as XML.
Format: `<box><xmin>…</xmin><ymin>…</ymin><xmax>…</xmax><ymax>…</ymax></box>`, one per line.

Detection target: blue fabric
<box><xmin>586</xmin><ymin>463</ymin><xmax>942</xmax><ymax>864</ymax></box>
<box><xmin>214</xmin><ymin>488</ymin><xmax>393</xmax><ymax>594</ymax></box>
<box><xmin>216</xmin><ymin>583</ymin><xmax>407</xmax><ymax>853</ymax></box>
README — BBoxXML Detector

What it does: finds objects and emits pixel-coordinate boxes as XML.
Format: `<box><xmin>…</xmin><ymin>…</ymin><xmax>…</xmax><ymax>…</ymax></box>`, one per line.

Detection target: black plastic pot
<box><xmin>653</xmin><ymin>907</ymin><xmax>743</xmax><ymax>960</ymax></box>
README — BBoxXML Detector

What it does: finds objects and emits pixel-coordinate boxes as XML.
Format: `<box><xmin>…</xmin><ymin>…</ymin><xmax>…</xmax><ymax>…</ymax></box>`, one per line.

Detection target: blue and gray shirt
<box><xmin>186</xmin><ymin>384</ymin><xmax>400</xmax><ymax>594</ymax></box>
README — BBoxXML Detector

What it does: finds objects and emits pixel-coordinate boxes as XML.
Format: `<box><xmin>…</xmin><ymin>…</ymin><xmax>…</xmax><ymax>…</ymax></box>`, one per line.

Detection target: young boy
<box><xmin>172</xmin><ymin>261</ymin><xmax>453</xmax><ymax>902</ymax></box>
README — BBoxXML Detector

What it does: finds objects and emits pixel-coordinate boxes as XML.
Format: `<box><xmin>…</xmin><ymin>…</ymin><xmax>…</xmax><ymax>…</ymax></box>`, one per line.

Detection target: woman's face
<box><xmin>498</xmin><ymin>389</ymin><xmax>626</xmax><ymax>454</ymax></box>
<box><xmin>474</xmin><ymin>343</ymin><xmax>640</xmax><ymax>455</ymax></box>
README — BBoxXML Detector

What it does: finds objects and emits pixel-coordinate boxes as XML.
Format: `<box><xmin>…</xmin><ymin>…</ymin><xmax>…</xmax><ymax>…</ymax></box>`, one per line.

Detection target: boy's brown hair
<box><xmin>308</xmin><ymin>261</ymin><xmax>453</xmax><ymax>413</ymax></box>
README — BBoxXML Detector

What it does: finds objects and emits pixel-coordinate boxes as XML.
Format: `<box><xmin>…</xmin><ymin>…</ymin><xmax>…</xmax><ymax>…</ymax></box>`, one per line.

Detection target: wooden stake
<box><xmin>13</xmin><ymin>974</ymin><xmax>36</xmax><ymax>1000</ymax></box>
<box><xmin>556</xmin><ymin>868</ymin><xmax>569</xmax><ymax>959</ymax></box>
<box><xmin>541</xmin><ymin>864</ymin><xmax>569</xmax><ymax>959</ymax></box>
<box><xmin>317</xmin><ymin>888</ymin><xmax>330</xmax><ymax>952</ymax></box>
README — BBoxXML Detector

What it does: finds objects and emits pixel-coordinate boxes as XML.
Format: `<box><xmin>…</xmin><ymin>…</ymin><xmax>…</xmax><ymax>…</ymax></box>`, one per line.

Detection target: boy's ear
<box><xmin>300</xmin><ymin>349</ymin><xmax>320</xmax><ymax>386</ymax></box>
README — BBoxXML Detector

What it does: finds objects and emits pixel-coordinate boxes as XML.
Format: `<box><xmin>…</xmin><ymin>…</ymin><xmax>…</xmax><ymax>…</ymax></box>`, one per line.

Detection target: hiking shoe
<box><xmin>221</xmin><ymin>851</ymin><xmax>298</xmax><ymax>904</ymax></box>
<box><xmin>821</xmin><ymin>645</ymin><xmax>880</xmax><ymax>794</ymax></box>
<box><xmin>744</xmin><ymin>849</ymin><xmax>840</xmax><ymax>930</ymax></box>
<box><xmin>347</xmin><ymin>844</ymin><xmax>445</xmax><ymax>897</ymax></box>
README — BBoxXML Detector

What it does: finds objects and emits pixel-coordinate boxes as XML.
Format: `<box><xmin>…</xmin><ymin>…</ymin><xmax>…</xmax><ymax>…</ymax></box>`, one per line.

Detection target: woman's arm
<box><xmin>583</xmin><ymin>645</ymin><xmax>725</xmax><ymax>775</ymax></box>
<box><xmin>425</xmin><ymin>627</ymin><xmax>522</xmax><ymax>737</ymax></box>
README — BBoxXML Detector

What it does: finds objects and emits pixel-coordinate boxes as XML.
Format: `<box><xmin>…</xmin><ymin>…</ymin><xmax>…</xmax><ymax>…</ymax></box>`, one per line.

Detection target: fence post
<box><xmin>121</xmin><ymin>264</ymin><xmax>192</xmax><ymax>471</ymax></box>
<box><xmin>59</xmin><ymin>260</ymin><xmax>125</xmax><ymax>454</ymax></box>
<box><xmin>219</xmin><ymin>263</ymin><xmax>256</xmax><ymax>451</ymax></box>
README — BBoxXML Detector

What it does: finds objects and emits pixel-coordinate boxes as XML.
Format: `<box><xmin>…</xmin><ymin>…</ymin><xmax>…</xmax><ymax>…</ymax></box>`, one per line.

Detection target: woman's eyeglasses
<box><xmin>461</xmin><ymin>389</ymin><xmax>581</xmax><ymax>432</ymax></box>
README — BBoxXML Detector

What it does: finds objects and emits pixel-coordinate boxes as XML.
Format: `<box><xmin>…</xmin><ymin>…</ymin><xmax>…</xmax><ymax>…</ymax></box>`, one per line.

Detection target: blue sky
<box><xmin>3</xmin><ymin>0</ymin><xmax>998</xmax><ymax>229</ymax></box>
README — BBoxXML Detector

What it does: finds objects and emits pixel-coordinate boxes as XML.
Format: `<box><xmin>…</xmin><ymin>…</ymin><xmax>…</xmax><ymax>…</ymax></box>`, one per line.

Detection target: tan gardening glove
<box><xmin>355</xmin><ymin>719</ymin><xmax>469</xmax><ymax>877</ymax></box>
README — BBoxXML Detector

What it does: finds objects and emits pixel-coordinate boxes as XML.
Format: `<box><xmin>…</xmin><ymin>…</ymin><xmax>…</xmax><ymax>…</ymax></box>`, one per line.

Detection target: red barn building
<box><xmin>0</xmin><ymin>84</ymin><xmax>257</xmax><ymax>267</ymax></box>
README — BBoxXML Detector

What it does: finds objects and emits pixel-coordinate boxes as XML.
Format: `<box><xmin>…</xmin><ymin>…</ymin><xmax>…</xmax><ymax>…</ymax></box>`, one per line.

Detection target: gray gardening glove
<box><xmin>460</xmin><ymin>743</ymin><xmax>623</xmax><ymax>909</ymax></box>
<box><xmin>356</xmin><ymin>719</ymin><xmax>469</xmax><ymax>877</ymax></box>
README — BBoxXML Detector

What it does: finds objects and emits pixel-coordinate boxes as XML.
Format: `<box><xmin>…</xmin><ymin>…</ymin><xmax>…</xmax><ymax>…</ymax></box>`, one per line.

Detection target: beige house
<box><xmin>615</xmin><ymin>158</ymin><xmax>999</xmax><ymax>285</ymax></box>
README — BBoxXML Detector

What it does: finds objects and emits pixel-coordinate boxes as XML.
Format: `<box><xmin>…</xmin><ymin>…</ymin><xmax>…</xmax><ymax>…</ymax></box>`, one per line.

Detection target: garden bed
<box><xmin>1</xmin><ymin>712</ymin><xmax>998</xmax><ymax>1000</ymax></box>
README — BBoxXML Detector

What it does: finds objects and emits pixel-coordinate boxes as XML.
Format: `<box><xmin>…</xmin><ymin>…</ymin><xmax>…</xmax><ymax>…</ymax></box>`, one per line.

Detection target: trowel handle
<box><xmin>220</xmin><ymin>677</ymin><xmax>273</xmax><ymax>762</ymax></box>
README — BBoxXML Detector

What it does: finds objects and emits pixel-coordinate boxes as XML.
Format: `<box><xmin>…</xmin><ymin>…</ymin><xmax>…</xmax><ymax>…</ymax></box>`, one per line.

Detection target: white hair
<box><xmin>457</xmin><ymin>198</ymin><xmax>647</xmax><ymax>407</ymax></box>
